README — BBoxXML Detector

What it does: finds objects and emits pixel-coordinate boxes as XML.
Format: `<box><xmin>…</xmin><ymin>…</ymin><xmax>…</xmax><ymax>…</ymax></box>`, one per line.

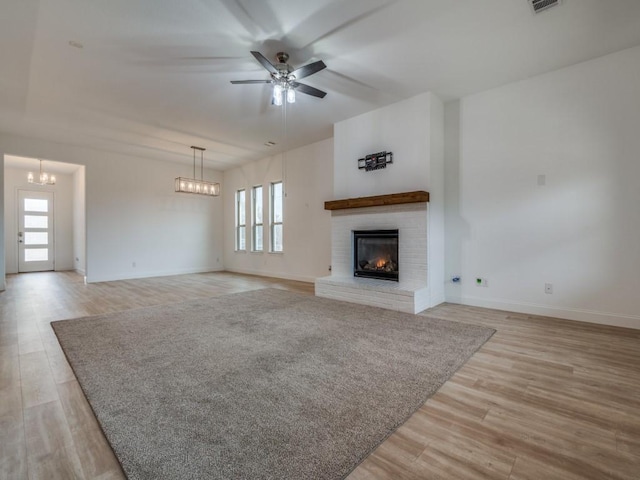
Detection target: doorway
<box><xmin>18</xmin><ymin>190</ymin><xmax>55</xmax><ymax>272</ymax></box>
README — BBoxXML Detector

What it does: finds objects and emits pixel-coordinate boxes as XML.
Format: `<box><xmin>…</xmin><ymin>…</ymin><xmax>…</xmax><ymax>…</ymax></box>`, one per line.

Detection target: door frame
<box><xmin>17</xmin><ymin>189</ymin><xmax>55</xmax><ymax>273</ymax></box>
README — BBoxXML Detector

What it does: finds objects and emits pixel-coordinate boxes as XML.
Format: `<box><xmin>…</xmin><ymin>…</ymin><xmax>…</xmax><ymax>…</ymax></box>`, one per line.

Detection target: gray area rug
<box><xmin>52</xmin><ymin>288</ymin><xmax>494</xmax><ymax>480</ymax></box>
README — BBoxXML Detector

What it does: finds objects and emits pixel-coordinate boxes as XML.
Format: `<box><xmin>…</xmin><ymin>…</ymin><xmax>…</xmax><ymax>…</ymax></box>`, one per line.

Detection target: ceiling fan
<box><xmin>231</xmin><ymin>51</ymin><xmax>327</xmax><ymax>105</ymax></box>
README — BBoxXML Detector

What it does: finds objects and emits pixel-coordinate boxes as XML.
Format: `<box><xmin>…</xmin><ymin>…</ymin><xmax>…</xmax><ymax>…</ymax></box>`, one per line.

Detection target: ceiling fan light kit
<box><xmin>286</xmin><ymin>86</ymin><xmax>296</xmax><ymax>104</ymax></box>
<box><xmin>231</xmin><ymin>51</ymin><xmax>327</xmax><ymax>105</ymax></box>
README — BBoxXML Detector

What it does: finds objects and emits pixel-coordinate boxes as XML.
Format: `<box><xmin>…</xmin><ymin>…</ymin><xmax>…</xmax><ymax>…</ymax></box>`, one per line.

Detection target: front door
<box><xmin>18</xmin><ymin>190</ymin><xmax>55</xmax><ymax>272</ymax></box>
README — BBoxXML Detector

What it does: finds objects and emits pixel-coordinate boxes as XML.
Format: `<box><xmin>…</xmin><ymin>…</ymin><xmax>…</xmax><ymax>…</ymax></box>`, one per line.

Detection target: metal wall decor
<box><xmin>357</xmin><ymin>151</ymin><xmax>393</xmax><ymax>171</ymax></box>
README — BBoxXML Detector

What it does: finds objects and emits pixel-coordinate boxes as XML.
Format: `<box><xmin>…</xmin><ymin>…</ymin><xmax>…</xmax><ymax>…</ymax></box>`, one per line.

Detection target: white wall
<box><xmin>445</xmin><ymin>44</ymin><xmax>640</xmax><ymax>329</ymax></box>
<box><xmin>0</xmin><ymin>133</ymin><xmax>224</xmax><ymax>283</ymax></box>
<box><xmin>334</xmin><ymin>93</ymin><xmax>431</xmax><ymax>199</ymax></box>
<box><xmin>4</xmin><ymin>167</ymin><xmax>75</xmax><ymax>273</ymax></box>
<box><xmin>428</xmin><ymin>95</ymin><xmax>445</xmax><ymax>306</ymax></box>
<box><xmin>223</xmin><ymin>138</ymin><xmax>333</xmax><ymax>282</ymax></box>
<box><xmin>72</xmin><ymin>166</ymin><xmax>86</xmax><ymax>274</ymax></box>
<box><xmin>0</xmin><ymin>159</ymin><xmax>4</xmax><ymax>290</ymax></box>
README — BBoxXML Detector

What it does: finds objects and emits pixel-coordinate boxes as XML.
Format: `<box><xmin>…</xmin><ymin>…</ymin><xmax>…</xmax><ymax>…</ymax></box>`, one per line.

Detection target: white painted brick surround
<box><xmin>315</xmin><ymin>203</ymin><xmax>430</xmax><ymax>313</ymax></box>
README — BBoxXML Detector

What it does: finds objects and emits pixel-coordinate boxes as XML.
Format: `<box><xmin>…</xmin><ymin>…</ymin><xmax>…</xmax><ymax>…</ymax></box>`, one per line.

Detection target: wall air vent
<box><xmin>528</xmin><ymin>0</ymin><xmax>561</xmax><ymax>14</ymax></box>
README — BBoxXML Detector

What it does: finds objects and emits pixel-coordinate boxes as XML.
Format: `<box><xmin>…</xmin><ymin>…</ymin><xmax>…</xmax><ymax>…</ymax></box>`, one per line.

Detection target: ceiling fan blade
<box><xmin>290</xmin><ymin>60</ymin><xmax>327</xmax><ymax>80</ymax></box>
<box><xmin>251</xmin><ymin>51</ymin><xmax>278</xmax><ymax>75</ymax></box>
<box><xmin>230</xmin><ymin>80</ymin><xmax>272</xmax><ymax>84</ymax></box>
<box><xmin>291</xmin><ymin>82</ymin><xmax>327</xmax><ymax>99</ymax></box>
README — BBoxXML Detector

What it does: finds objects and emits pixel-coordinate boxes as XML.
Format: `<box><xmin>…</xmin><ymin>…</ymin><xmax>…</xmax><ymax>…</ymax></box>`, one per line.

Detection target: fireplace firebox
<box><xmin>353</xmin><ymin>229</ymin><xmax>399</xmax><ymax>281</ymax></box>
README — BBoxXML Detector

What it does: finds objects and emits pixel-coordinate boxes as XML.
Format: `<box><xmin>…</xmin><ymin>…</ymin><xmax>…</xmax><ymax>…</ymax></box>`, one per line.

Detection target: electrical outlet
<box><xmin>475</xmin><ymin>277</ymin><xmax>488</xmax><ymax>287</ymax></box>
<box><xmin>545</xmin><ymin>283</ymin><xmax>553</xmax><ymax>294</ymax></box>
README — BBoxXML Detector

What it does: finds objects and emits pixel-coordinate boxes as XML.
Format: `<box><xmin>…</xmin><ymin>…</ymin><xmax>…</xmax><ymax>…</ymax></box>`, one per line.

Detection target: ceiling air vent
<box><xmin>528</xmin><ymin>0</ymin><xmax>561</xmax><ymax>14</ymax></box>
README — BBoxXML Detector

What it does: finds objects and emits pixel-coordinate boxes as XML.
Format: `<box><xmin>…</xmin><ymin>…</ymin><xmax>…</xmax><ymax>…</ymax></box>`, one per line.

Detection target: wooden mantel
<box><xmin>324</xmin><ymin>191</ymin><xmax>429</xmax><ymax>211</ymax></box>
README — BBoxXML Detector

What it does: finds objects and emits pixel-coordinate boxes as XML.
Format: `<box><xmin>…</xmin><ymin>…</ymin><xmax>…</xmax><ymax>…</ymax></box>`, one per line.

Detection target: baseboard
<box><xmin>85</xmin><ymin>266</ymin><xmax>224</xmax><ymax>284</ymax></box>
<box><xmin>428</xmin><ymin>292</ymin><xmax>446</xmax><ymax>309</ymax></box>
<box><xmin>224</xmin><ymin>267</ymin><xmax>317</xmax><ymax>284</ymax></box>
<box><xmin>446</xmin><ymin>295</ymin><xmax>640</xmax><ymax>330</ymax></box>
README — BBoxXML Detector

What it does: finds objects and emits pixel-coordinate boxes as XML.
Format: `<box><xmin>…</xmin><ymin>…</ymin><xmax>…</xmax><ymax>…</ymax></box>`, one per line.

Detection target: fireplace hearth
<box><xmin>316</xmin><ymin>196</ymin><xmax>430</xmax><ymax>314</ymax></box>
<box><xmin>353</xmin><ymin>229</ymin><xmax>399</xmax><ymax>281</ymax></box>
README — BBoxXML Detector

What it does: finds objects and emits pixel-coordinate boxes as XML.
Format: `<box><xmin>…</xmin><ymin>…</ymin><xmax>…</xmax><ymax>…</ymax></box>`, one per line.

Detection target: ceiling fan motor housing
<box><xmin>276</xmin><ymin>52</ymin><xmax>289</xmax><ymax>64</ymax></box>
<box><xmin>274</xmin><ymin>52</ymin><xmax>293</xmax><ymax>78</ymax></box>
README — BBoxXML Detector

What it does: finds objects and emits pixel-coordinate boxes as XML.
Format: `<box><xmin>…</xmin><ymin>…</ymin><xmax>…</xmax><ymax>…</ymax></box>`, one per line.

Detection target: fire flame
<box><xmin>375</xmin><ymin>258</ymin><xmax>386</xmax><ymax>268</ymax></box>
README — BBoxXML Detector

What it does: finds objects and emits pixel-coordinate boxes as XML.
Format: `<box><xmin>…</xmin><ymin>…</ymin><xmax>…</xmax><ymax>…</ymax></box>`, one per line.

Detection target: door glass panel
<box><xmin>24</xmin><ymin>215</ymin><xmax>48</xmax><ymax>228</ymax></box>
<box><xmin>25</xmin><ymin>248</ymin><xmax>49</xmax><ymax>262</ymax></box>
<box><xmin>24</xmin><ymin>232</ymin><xmax>49</xmax><ymax>245</ymax></box>
<box><xmin>24</xmin><ymin>198</ymin><xmax>49</xmax><ymax>212</ymax></box>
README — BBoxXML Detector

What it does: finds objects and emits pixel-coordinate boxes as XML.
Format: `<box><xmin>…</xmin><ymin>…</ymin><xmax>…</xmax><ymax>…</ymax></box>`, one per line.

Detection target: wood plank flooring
<box><xmin>1</xmin><ymin>271</ymin><xmax>638</xmax><ymax>479</ymax></box>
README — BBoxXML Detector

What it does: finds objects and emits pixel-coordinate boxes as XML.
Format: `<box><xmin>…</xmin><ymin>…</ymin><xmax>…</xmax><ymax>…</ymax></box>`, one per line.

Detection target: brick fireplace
<box><xmin>315</xmin><ymin>192</ymin><xmax>431</xmax><ymax>314</ymax></box>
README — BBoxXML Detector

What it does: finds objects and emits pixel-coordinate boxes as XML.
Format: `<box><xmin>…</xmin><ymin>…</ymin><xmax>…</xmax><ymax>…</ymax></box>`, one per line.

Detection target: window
<box><xmin>270</xmin><ymin>181</ymin><xmax>283</xmax><ymax>252</ymax></box>
<box><xmin>252</xmin><ymin>185</ymin><xmax>263</xmax><ymax>252</ymax></box>
<box><xmin>235</xmin><ymin>189</ymin><xmax>246</xmax><ymax>251</ymax></box>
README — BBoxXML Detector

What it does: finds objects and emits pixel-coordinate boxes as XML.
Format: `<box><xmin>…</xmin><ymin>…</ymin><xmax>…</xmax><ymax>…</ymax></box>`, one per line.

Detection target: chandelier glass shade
<box><xmin>175</xmin><ymin>146</ymin><xmax>220</xmax><ymax>196</ymax></box>
<box><xmin>28</xmin><ymin>160</ymin><xmax>56</xmax><ymax>185</ymax></box>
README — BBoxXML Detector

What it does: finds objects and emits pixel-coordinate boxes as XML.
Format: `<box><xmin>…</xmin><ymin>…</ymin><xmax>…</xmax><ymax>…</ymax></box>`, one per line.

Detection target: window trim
<box><xmin>235</xmin><ymin>189</ymin><xmax>246</xmax><ymax>252</ymax></box>
<box><xmin>270</xmin><ymin>181</ymin><xmax>283</xmax><ymax>253</ymax></box>
<box><xmin>251</xmin><ymin>185</ymin><xmax>264</xmax><ymax>252</ymax></box>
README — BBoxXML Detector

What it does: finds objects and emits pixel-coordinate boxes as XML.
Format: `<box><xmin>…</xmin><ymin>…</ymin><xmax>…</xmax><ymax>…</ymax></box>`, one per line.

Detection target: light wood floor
<box><xmin>1</xmin><ymin>272</ymin><xmax>638</xmax><ymax>479</ymax></box>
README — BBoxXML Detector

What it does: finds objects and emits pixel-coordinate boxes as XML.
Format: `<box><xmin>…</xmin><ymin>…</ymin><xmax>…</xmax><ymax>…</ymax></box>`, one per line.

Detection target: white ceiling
<box><xmin>3</xmin><ymin>0</ymin><xmax>640</xmax><ymax>170</ymax></box>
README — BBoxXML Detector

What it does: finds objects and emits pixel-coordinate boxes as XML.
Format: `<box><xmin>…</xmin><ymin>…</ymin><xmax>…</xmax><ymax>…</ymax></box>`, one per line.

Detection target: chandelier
<box><xmin>28</xmin><ymin>159</ymin><xmax>56</xmax><ymax>185</ymax></box>
<box><xmin>175</xmin><ymin>146</ymin><xmax>220</xmax><ymax>196</ymax></box>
